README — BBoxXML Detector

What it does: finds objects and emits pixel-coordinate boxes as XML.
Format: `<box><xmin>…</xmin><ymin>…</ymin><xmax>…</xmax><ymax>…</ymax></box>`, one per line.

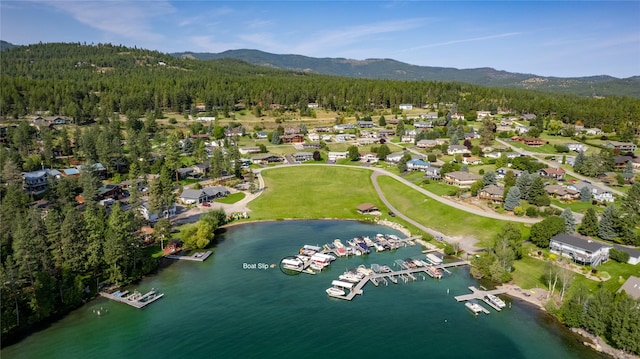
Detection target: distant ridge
<box><xmin>173</xmin><ymin>49</ymin><xmax>640</xmax><ymax>98</ymax></box>
<box><xmin>0</xmin><ymin>40</ymin><xmax>18</xmax><ymax>51</ymax></box>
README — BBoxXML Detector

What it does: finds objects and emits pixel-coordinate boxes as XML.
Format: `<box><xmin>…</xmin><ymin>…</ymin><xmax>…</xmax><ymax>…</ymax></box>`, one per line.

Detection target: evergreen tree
<box><xmin>396</xmin><ymin>120</ymin><xmax>405</xmax><ymax>137</ymax></box>
<box><xmin>530</xmin><ymin>216</ymin><xmax>565</xmax><ymax>247</ymax></box>
<box><xmin>608</xmin><ymin>293</ymin><xmax>640</xmax><ymax>353</ymax></box>
<box><xmin>561</xmin><ymin>207</ymin><xmax>576</xmax><ymax>234</ymax></box>
<box><xmin>598</xmin><ymin>204</ymin><xmax>619</xmax><ymax>241</ymax></box>
<box><xmin>516</xmin><ymin>172</ymin><xmax>533</xmax><ymax>200</ymax></box>
<box><xmin>378</xmin><ymin>115</ymin><xmax>386</xmax><ymax>126</ymax></box>
<box><xmin>376</xmin><ymin>144</ymin><xmax>391</xmax><ymax>160</ymax></box>
<box><xmin>578</xmin><ymin>208</ymin><xmax>599</xmax><ymax>236</ymax></box>
<box><xmin>621</xmin><ymin>182</ymin><xmax>640</xmax><ymax>222</ymax></box>
<box><xmin>482</xmin><ymin>171</ymin><xmax>497</xmax><ymax>186</ymax></box>
<box><xmin>528</xmin><ymin>175</ymin><xmax>550</xmax><ymax>206</ymax></box>
<box><xmin>504</xmin><ymin>186</ymin><xmax>521</xmax><ymax>211</ymax></box>
<box><xmin>560</xmin><ymin>283</ymin><xmax>589</xmax><ymax>328</ymax></box>
<box><xmin>579</xmin><ymin>186</ymin><xmax>592</xmax><ymax>202</ymax></box>
<box><xmin>347</xmin><ymin>145</ymin><xmax>360</xmax><ymax>161</ymax></box>
<box><xmin>503</xmin><ymin>170</ymin><xmax>517</xmax><ymax>188</ymax></box>
<box><xmin>583</xmin><ymin>288</ymin><xmax>613</xmax><ymax>336</ymax></box>
<box><xmin>622</xmin><ymin>161</ymin><xmax>634</xmax><ymax>181</ymax></box>
<box><xmin>573</xmin><ymin>151</ymin><xmax>586</xmax><ymax>173</ymax></box>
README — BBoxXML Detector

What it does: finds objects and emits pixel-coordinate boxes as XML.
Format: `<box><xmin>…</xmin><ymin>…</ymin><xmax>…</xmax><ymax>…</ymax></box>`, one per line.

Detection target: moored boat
<box><xmin>485</xmin><ymin>294</ymin><xmax>506</xmax><ymax>309</ymax></box>
<box><xmin>465</xmin><ymin>301</ymin><xmax>484</xmax><ymax>315</ymax></box>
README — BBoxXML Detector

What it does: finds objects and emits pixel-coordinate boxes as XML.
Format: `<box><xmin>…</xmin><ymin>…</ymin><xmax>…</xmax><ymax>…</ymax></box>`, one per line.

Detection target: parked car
<box><xmin>202</xmin><ymin>202</ymin><xmax>211</xmax><ymax>207</ymax></box>
<box><xmin>388</xmin><ymin>211</ymin><xmax>395</xmax><ymax>217</ymax></box>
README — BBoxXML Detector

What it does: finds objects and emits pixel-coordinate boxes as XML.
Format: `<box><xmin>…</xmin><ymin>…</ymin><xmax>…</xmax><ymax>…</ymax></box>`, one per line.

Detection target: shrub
<box><xmin>609</xmin><ymin>248</ymin><xmax>630</xmax><ymax>263</ymax></box>
<box><xmin>513</xmin><ymin>206</ymin><xmax>525</xmax><ymax>216</ymax></box>
<box><xmin>168</xmin><ymin>118</ymin><xmax>177</xmax><ymax>124</ymax></box>
<box><xmin>526</xmin><ymin>206</ymin><xmax>539</xmax><ymax>217</ymax></box>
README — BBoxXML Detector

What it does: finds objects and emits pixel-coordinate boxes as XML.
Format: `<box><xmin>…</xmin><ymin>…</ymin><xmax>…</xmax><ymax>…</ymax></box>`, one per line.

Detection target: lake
<box><xmin>1</xmin><ymin>220</ymin><xmax>602</xmax><ymax>358</ymax></box>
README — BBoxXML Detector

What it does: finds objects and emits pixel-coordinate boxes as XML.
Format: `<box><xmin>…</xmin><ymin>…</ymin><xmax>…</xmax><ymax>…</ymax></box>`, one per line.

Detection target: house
<box><xmin>485</xmin><ymin>152</ymin><xmax>504</xmax><ymax>159</ymax></box>
<box><xmin>292</xmin><ymin>152</ymin><xmax>314</xmax><ymax>162</ymax></box>
<box><xmin>539</xmin><ymin>167</ymin><xmax>566</xmax><ymax>180</ymax></box>
<box><xmin>378</xmin><ymin>129</ymin><xmax>396</xmax><ymax>137</ymax></box>
<box><xmin>613</xmin><ymin>246</ymin><xmax>640</xmax><ymax>266</ymax></box>
<box><xmin>414</xmin><ymin>121</ymin><xmax>433</xmax><ymax>129</ymax></box>
<box><xmin>224</xmin><ymin>127</ymin><xmax>245</xmax><ymax>137</ymax></box>
<box><xmin>406</xmin><ymin>159</ymin><xmax>430</xmax><ymax>171</ymax></box>
<box><xmin>478</xmin><ymin>184</ymin><xmax>505</xmax><ymax>203</ymax></box>
<box><xmin>522</xmin><ymin>138</ymin><xmax>545</xmax><ymax>146</ymax></box>
<box><xmin>139</xmin><ymin>201</ymin><xmax>177</xmax><ymax>223</ymax></box>
<box><xmin>280</xmin><ymin>134</ymin><xmax>305</xmax><ymax>143</ymax></box>
<box><xmin>357</xmin><ymin>121</ymin><xmax>375</xmax><ymax>128</ymax></box>
<box><xmin>613</xmin><ymin>156</ymin><xmax>634</xmax><ymax>170</ymax></box>
<box><xmin>605</xmin><ymin>141</ymin><xmax>637</xmax><ymax>153</ymax></box>
<box><xmin>500</xmin><ymin>118</ymin><xmax>514</xmax><ymax>126</ymax></box>
<box><xmin>179</xmin><ymin>186</ymin><xmax>230</xmax><ymax>204</ymax></box>
<box><xmin>307</xmin><ymin>102</ymin><xmax>319</xmax><ymax>109</ymax></box>
<box><xmin>519</xmin><ymin>113</ymin><xmax>537</xmax><ymax>121</ymax></box>
<box><xmin>399</xmin><ymin>104</ymin><xmax>413</xmax><ymax>110</ymax></box>
<box><xmin>239</xmin><ymin>146</ymin><xmax>262</xmax><ymax>155</ymax></box>
<box><xmin>307</xmin><ymin>133</ymin><xmax>320</xmax><ymax>142</ymax></box>
<box><xmin>565</xmin><ymin>143</ymin><xmax>588</xmax><ymax>152</ymax></box>
<box><xmin>196</xmin><ymin>116</ymin><xmax>215</xmax><ymax>122</ymax></box>
<box><xmin>421</xmin><ymin>112</ymin><xmax>438</xmax><ymax>120</ymax></box>
<box><xmin>424</xmin><ymin>166</ymin><xmax>441</xmax><ymax>180</ymax></box>
<box><xmin>22</xmin><ymin>170</ymin><xmax>51</xmax><ymax>195</ymax></box>
<box><xmin>385</xmin><ymin>151</ymin><xmax>421</xmax><ymax>163</ymax></box>
<box><xmin>514</xmin><ymin>125</ymin><xmax>530</xmax><ymax>134</ymax></box>
<box><xmin>357</xmin><ymin>137</ymin><xmax>378</xmax><ymax>146</ymax></box>
<box><xmin>462</xmin><ymin>156</ymin><xmax>482</xmax><ymax>165</ymax></box>
<box><xmin>314</xmin><ymin>126</ymin><xmax>331</xmax><ymax>133</ymax></box>
<box><xmin>356</xmin><ymin>203</ymin><xmax>379</xmax><ymax>214</ymax></box>
<box><xmin>284</xmin><ymin>127</ymin><xmax>301</xmax><ymax>135</ymax></box>
<box><xmin>97</xmin><ymin>184</ymin><xmax>123</xmax><ymax>200</ymax></box>
<box><xmin>451</xmin><ymin>113</ymin><xmax>465</xmax><ymax>121</ymax></box>
<box><xmin>549</xmin><ymin>234</ymin><xmax>611</xmax><ymax>267</ymax></box>
<box><xmin>544</xmin><ymin>184</ymin><xmax>580</xmax><ymax>201</ymax></box>
<box><xmin>496</xmin><ymin>167</ymin><xmax>524</xmax><ymax>179</ymax></box>
<box><xmin>256</xmin><ymin>131</ymin><xmax>268</xmax><ymax>139</ymax></box>
<box><xmin>333</xmin><ymin>124</ymin><xmax>355</xmax><ymax>132</ymax></box>
<box><xmin>443</xmin><ymin>171</ymin><xmax>482</xmax><ymax>188</ymax></box>
<box><xmin>251</xmin><ymin>154</ymin><xmax>284</xmax><ymax>165</ymax></box>
<box><xmin>193</xmin><ymin>163</ymin><xmax>210</xmax><ymax>175</ymax></box>
<box><xmin>301</xmin><ymin>142</ymin><xmax>321</xmax><ymax>150</ymax></box>
<box><xmin>447</xmin><ymin>145</ymin><xmax>471</xmax><ymax>155</ymax></box>
<box><xmin>417</xmin><ymin>139</ymin><xmax>438</xmax><ymax>148</ymax></box>
<box><xmin>584</xmin><ymin>128</ymin><xmax>603</xmax><ymax>135</ymax></box>
<box><xmin>464</xmin><ymin>132</ymin><xmax>480</xmax><ymax>140</ymax></box>
<box><xmin>361</xmin><ymin>153</ymin><xmax>379</xmax><ymax>163</ymax></box>
<box><xmin>327</xmin><ymin>151</ymin><xmax>348</xmax><ymax>161</ymax></box>
<box><xmin>476</xmin><ymin>111</ymin><xmax>491</xmax><ymax>120</ymax></box>
<box><xmin>60</xmin><ymin>168</ymin><xmax>81</xmax><ymax>177</ymax></box>
<box><xmin>567</xmin><ymin>181</ymin><xmax>614</xmax><ymax>202</ymax></box>
<box><xmin>618</xmin><ymin>276</ymin><xmax>640</xmax><ymax>300</ymax></box>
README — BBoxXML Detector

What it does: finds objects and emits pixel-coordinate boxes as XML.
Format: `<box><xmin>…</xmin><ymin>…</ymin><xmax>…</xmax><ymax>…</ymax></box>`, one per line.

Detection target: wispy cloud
<box><xmin>32</xmin><ymin>0</ymin><xmax>175</xmax><ymax>42</ymax></box>
<box><xmin>189</xmin><ymin>35</ymin><xmax>244</xmax><ymax>53</ymax></box>
<box><xmin>410</xmin><ymin>32</ymin><xmax>523</xmax><ymax>50</ymax></box>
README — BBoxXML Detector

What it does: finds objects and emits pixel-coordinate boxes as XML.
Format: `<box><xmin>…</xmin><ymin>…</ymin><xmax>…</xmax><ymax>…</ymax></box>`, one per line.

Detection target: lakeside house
<box><xmin>139</xmin><ymin>201</ymin><xmax>177</xmax><ymax>223</ymax></box>
<box><xmin>356</xmin><ymin>203</ymin><xmax>379</xmax><ymax>214</ymax></box>
<box><xmin>549</xmin><ymin>234</ymin><xmax>611</xmax><ymax>267</ymax></box>
<box><xmin>179</xmin><ymin>186</ymin><xmax>230</xmax><ymax>204</ymax></box>
<box><xmin>567</xmin><ymin>181</ymin><xmax>614</xmax><ymax>202</ymax></box>
<box><xmin>424</xmin><ymin>166</ymin><xmax>441</xmax><ymax>180</ymax></box>
<box><xmin>496</xmin><ymin>167</ymin><xmax>524</xmax><ymax>179</ymax></box>
<box><xmin>327</xmin><ymin>151</ymin><xmax>349</xmax><ymax>161</ymax></box>
<box><xmin>565</xmin><ymin>143</ymin><xmax>588</xmax><ymax>152</ymax></box>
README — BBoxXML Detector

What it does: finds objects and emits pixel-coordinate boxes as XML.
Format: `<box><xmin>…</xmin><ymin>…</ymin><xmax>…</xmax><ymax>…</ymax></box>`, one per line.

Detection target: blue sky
<box><xmin>2</xmin><ymin>1</ymin><xmax>639</xmax><ymax>78</ymax></box>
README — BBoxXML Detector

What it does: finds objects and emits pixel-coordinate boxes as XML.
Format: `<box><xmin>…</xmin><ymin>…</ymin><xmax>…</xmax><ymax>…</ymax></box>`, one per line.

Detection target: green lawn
<box><xmin>214</xmin><ymin>192</ymin><xmax>245</xmax><ymax>204</ymax></box>
<box><xmin>550</xmin><ymin>199</ymin><xmax>602</xmax><ymax>214</ymax></box>
<box><xmin>248</xmin><ymin>166</ymin><xmax>385</xmax><ymax>220</ymax></box>
<box><xmin>508</xmin><ymin>141</ymin><xmax>557</xmax><ymax>154</ymax></box>
<box><xmin>376</xmin><ymin>175</ymin><xmax>528</xmax><ymax>246</ymax></box>
<box><xmin>420</xmin><ymin>181</ymin><xmax>458</xmax><ymax>196</ymax></box>
<box><xmin>511</xmin><ymin>255</ymin><xmax>547</xmax><ymax>289</ymax></box>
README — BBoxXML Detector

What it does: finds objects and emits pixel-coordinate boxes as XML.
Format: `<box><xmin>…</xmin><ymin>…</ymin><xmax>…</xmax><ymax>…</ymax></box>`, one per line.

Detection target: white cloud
<box><xmin>409</xmin><ymin>32</ymin><xmax>523</xmax><ymax>50</ymax></box>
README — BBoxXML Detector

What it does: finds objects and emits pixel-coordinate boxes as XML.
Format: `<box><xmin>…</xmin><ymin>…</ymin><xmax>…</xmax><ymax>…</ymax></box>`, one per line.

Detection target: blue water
<box><xmin>1</xmin><ymin>220</ymin><xmax>602</xmax><ymax>358</ymax></box>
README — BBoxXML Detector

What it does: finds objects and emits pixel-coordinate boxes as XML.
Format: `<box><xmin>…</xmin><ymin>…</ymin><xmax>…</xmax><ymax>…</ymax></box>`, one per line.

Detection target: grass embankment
<box><xmin>214</xmin><ymin>192</ymin><xmax>245</xmax><ymax>204</ymax></box>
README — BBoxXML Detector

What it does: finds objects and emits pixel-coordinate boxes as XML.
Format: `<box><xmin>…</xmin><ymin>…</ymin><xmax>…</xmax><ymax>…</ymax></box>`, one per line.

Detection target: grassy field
<box><xmin>248</xmin><ymin>166</ymin><xmax>386</xmax><ymax>220</ymax></box>
<box><xmin>214</xmin><ymin>192</ymin><xmax>245</xmax><ymax>204</ymax></box>
<box><xmin>511</xmin><ymin>255</ymin><xmax>547</xmax><ymax>289</ymax></box>
<box><xmin>375</xmin><ymin>175</ymin><xmax>528</xmax><ymax>246</ymax></box>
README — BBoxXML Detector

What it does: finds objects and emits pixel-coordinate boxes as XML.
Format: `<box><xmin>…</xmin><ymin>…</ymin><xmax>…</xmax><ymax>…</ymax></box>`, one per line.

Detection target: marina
<box><xmin>454</xmin><ymin>286</ymin><xmax>509</xmax><ymax>312</ymax></box>
<box><xmin>99</xmin><ymin>288</ymin><xmax>164</xmax><ymax>309</ymax></box>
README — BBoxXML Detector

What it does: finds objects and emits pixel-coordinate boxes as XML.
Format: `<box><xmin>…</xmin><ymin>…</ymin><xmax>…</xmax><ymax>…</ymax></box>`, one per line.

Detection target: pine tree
<box><xmin>578</xmin><ymin>208</ymin><xmax>599</xmax><ymax>236</ymax></box>
<box><xmin>579</xmin><ymin>186</ymin><xmax>592</xmax><ymax>202</ymax></box>
<box><xmin>504</xmin><ymin>186</ymin><xmax>521</xmax><ymax>211</ymax></box>
<box><xmin>561</xmin><ymin>207</ymin><xmax>576</xmax><ymax>234</ymax></box>
<box><xmin>482</xmin><ymin>171</ymin><xmax>497</xmax><ymax>186</ymax></box>
<box><xmin>528</xmin><ymin>175</ymin><xmax>550</xmax><ymax>206</ymax></box>
<box><xmin>516</xmin><ymin>172</ymin><xmax>533</xmax><ymax>200</ymax></box>
<box><xmin>598</xmin><ymin>204</ymin><xmax>619</xmax><ymax>241</ymax></box>
<box><xmin>573</xmin><ymin>151</ymin><xmax>586</xmax><ymax>172</ymax></box>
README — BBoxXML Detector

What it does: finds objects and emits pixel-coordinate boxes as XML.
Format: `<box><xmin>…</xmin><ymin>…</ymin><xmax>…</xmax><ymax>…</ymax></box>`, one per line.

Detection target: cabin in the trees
<box><xmin>179</xmin><ymin>186</ymin><xmax>230</xmax><ymax>204</ymax></box>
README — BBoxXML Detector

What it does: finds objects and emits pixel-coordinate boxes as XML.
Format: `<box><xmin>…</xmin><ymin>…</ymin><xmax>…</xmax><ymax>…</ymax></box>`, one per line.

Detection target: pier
<box><xmin>327</xmin><ymin>260</ymin><xmax>469</xmax><ymax>301</ymax></box>
<box><xmin>454</xmin><ymin>286</ymin><xmax>508</xmax><ymax>311</ymax></box>
<box><xmin>165</xmin><ymin>251</ymin><xmax>212</xmax><ymax>262</ymax></box>
<box><xmin>99</xmin><ymin>289</ymin><xmax>164</xmax><ymax>309</ymax></box>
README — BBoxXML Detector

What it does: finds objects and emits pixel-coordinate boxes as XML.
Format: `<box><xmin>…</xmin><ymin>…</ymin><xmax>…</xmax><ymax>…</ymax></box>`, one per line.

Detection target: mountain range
<box><xmin>173</xmin><ymin>49</ymin><xmax>640</xmax><ymax>98</ymax></box>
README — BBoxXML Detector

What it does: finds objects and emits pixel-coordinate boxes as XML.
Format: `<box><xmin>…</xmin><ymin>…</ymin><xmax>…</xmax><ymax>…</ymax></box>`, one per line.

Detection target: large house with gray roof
<box><xmin>549</xmin><ymin>234</ymin><xmax>611</xmax><ymax>267</ymax></box>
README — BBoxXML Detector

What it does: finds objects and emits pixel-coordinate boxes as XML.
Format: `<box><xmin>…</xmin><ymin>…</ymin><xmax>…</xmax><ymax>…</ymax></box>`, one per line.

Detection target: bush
<box><xmin>444</xmin><ymin>243</ymin><xmax>455</xmax><ymax>255</ymax></box>
<box><xmin>609</xmin><ymin>248</ymin><xmax>630</xmax><ymax>263</ymax></box>
<box><xmin>422</xmin><ymin>179</ymin><xmax>431</xmax><ymax>185</ymax></box>
<box><xmin>168</xmin><ymin>118</ymin><xmax>177</xmax><ymax>124</ymax></box>
<box><xmin>526</xmin><ymin>206</ymin><xmax>539</xmax><ymax>217</ymax></box>
<box><xmin>513</xmin><ymin>206</ymin><xmax>525</xmax><ymax>216</ymax></box>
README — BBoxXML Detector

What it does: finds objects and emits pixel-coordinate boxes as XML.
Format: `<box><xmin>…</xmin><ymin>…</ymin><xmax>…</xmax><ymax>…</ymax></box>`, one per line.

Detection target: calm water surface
<box><xmin>1</xmin><ymin>220</ymin><xmax>603</xmax><ymax>358</ymax></box>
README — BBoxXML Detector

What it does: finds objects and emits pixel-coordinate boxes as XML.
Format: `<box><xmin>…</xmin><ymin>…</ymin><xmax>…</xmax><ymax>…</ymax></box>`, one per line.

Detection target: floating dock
<box><xmin>99</xmin><ymin>289</ymin><xmax>164</xmax><ymax>309</ymax></box>
<box><xmin>454</xmin><ymin>286</ymin><xmax>508</xmax><ymax>312</ymax></box>
<box><xmin>165</xmin><ymin>251</ymin><xmax>212</xmax><ymax>262</ymax></box>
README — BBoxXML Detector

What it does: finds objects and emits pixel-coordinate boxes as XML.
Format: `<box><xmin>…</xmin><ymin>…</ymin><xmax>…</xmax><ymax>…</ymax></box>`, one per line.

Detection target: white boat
<box><xmin>486</xmin><ymin>294</ymin><xmax>506</xmax><ymax>309</ymax></box>
<box><xmin>356</xmin><ymin>265</ymin><xmax>373</xmax><ymax>276</ymax></box>
<box><xmin>363</xmin><ymin>236</ymin><xmax>375</xmax><ymax>247</ymax></box>
<box><xmin>465</xmin><ymin>301</ymin><xmax>484</xmax><ymax>315</ymax></box>
<box><xmin>339</xmin><ymin>272</ymin><xmax>364</xmax><ymax>283</ymax></box>
<box><xmin>281</xmin><ymin>258</ymin><xmax>304</xmax><ymax>270</ymax></box>
<box><xmin>326</xmin><ymin>287</ymin><xmax>345</xmax><ymax>296</ymax></box>
<box><xmin>310</xmin><ymin>262</ymin><xmax>324</xmax><ymax>271</ymax></box>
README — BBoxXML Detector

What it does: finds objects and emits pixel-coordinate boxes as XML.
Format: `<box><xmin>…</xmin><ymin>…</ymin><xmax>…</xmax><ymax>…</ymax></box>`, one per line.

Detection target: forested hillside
<box><xmin>2</xmin><ymin>42</ymin><xmax>639</xmax><ymax>130</ymax></box>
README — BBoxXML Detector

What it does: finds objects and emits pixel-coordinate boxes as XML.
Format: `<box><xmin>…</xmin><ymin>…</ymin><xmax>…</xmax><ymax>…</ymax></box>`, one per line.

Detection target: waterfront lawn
<box><xmin>248</xmin><ymin>166</ymin><xmax>383</xmax><ymax>220</ymax></box>
<box><xmin>511</xmin><ymin>255</ymin><xmax>547</xmax><ymax>289</ymax></box>
<box><xmin>215</xmin><ymin>192</ymin><xmax>245</xmax><ymax>204</ymax></box>
<box><xmin>376</xmin><ymin>175</ymin><xmax>523</xmax><ymax>246</ymax></box>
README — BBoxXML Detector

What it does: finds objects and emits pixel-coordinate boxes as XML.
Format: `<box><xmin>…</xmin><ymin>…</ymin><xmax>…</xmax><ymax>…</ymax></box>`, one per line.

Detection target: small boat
<box><xmin>310</xmin><ymin>262</ymin><xmax>324</xmax><ymax>271</ymax></box>
<box><xmin>282</xmin><ymin>258</ymin><xmax>304</xmax><ymax>270</ymax></box>
<box><xmin>333</xmin><ymin>239</ymin><xmax>346</xmax><ymax>256</ymax></box>
<box><xmin>326</xmin><ymin>287</ymin><xmax>346</xmax><ymax>296</ymax></box>
<box><xmin>380</xmin><ymin>265</ymin><xmax>392</xmax><ymax>273</ymax></box>
<box><xmin>363</xmin><ymin>236</ymin><xmax>375</xmax><ymax>247</ymax></box>
<box><xmin>465</xmin><ymin>301</ymin><xmax>485</xmax><ymax>315</ymax></box>
<box><xmin>339</xmin><ymin>271</ymin><xmax>364</xmax><ymax>283</ymax></box>
<box><xmin>427</xmin><ymin>265</ymin><xmax>442</xmax><ymax>279</ymax></box>
<box><xmin>356</xmin><ymin>265</ymin><xmax>373</xmax><ymax>276</ymax></box>
<box><xmin>486</xmin><ymin>294</ymin><xmax>506</xmax><ymax>309</ymax></box>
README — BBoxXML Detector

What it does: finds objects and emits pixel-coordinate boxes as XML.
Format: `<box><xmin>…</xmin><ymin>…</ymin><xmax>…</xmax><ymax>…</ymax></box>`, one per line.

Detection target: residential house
<box><xmin>618</xmin><ymin>276</ymin><xmax>640</xmax><ymax>300</ymax></box>
<box><xmin>464</xmin><ymin>132</ymin><xmax>480</xmax><ymax>140</ymax></box>
<box><xmin>179</xmin><ymin>186</ymin><xmax>230</xmax><ymax>204</ymax></box>
<box><xmin>401</xmin><ymin>129</ymin><xmax>420</xmax><ymax>143</ymax></box>
<box><xmin>476</xmin><ymin>111</ymin><xmax>491</xmax><ymax>120</ymax></box>
<box><xmin>549</xmin><ymin>234</ymin><xmax>611</xmax><ymax>267</ymax></box>
<box><xmin>385</xmin><ymin>151</ymin><xmax>407</xmax><ymax>163</ymax></box>
<box><xmin>567</xmin><ymin>181</ymin><xmax>614</xmax><ymax>202</ymax></box>
<box><xmin>360</xmin><ymin>153</ymin><xmax>378</xmax><ymax>163</ymax></box>
<box><xmin>301</xmin><ymin>142</ymin><xmax>321</xmax><ymax>150</ymax></box>
<box><xmin>544</xmin><ymin>184</ymin><xmax>580</xmax><ymax>201</ymax></box>
<box><xmin>357</xmin><ymin>137</ymin><xmax>378</xmax><ymax>146</ymax></box>
<box><xmin>462</xmin><ymin>156</ymin><xmax>482</xmax><ymax>165</ymax></box>
<box><xmin>224</xmin><ymin>127</ymin><xmax>245</xmax><ymax>137</ymax></box>
<box><xmin>443</xmin><ymin>171</ymin><xmax>482</xmax><ymax>188</ymax></box>
<box><xmin>613</xmin><ymin>246</ymin><xmax>640</xmax><ymax>266</ymax></box>
<box><xmin>519</xmin><ymin>113</ymin><xmax>537</xmax><ymax>121</ymax></box>
<box><xmin>314</xmin><ymin>126</ymin><xmax>331</xmax><ymax>133</ymax></box>
<box><xmin>421</xmin><ymin>112</ymin><xmax>438</xmax><ymax>120</ymax></box>
<box><xmin>584</xmin><ymin>128</ymin><xmax>603</xmax><ymax>135</ymax></box>
<box><xmin>307</xmin><ymin>133</ymin><xmax>320</xmax><ymax>142</ymax></box>
<box><xmin>60</xmin><ymin>168</ymin><xmax>81</xmax><ymax>177</ymax></box>
<box><xmin>447</xmin><ymin>145</ymin><xmax>471</xmax><ymax>155</ymax></box>
<box><xmin>333</xmin><ymin>124</ymin><xmax>355</xmax><ymax>132</ymax></box>
<box><xmin>565</xmin><ymin>143</ymin><xmax>588</xmax><ymax>152</ymax></box>
<box><xmin>605</xmin><ymin>141</ymin><xmax>637</xmax><ymax>153</ymax></box>
<box><xmin>139</xmin><ymin>201</ymin><xmax>177</xmax><ymax>223</ymax></box>
<box><xmin>196</xmin><ymin>116</ymin><xmax>215</xmax><ymax>122</ymax></box>
<box><xmin>414</xmin><ymin>121</ymin><xmax>433</xmax><ymax>129</ymax></box>
<box><xmin>451</xmin><ymin>113</ymin><xmax>465</xmax><ymax>121</ymax></box>
<box><xmin>378</xmin><ymin>129</ymin><xmax>395</xmax><ymax>137</ymax></box>
<box><xmin>256</xmin><ymin>131</ymin><xmax>268</xmax><ymax>139</ymax></box>
<box><xmin>514</xmin><ymin>125</ymin><xmax>530</xmax><ymax>134</ymax></box>
<box><xmin>424</xmin><ymin>166</ymin><xmax>441</xmax><ymax>180</ymax></box>
<box><xmin>485</xmin><ymin>152</ymin><xmax>504</xmax><ymax>159</ymax></box>
<box><xmin>500</xmin><ymin>118</ymin><xmax>514</xmax><ymax>126</ymax></box>
<box><xmin>417</xmin><ymin>139</ymin><xmax>438</xmax><ymax>148</ymax></box>
<box><xmin>307</xmin><ymin>102</ymin><xmax>319</xmax><ymax>108</ymax></box>
<box><xmin>435</xmin><ymin>138</ymin><xmax>449</xmax><ymax>145</ymax></box>
<box><xmin>496</xmin><ymin>167</ymin><xmax>524</xmax><ymax>179</ymax></box>
<box><xmin>613</xmin><ymin>156</ymin><xmax>634</xmax><ymax>170</ymax></box>
<box><xmin>399</xmin><ymin>104</ymin><xmax>413</xmax><ymax>110</ymax></box>
<box><xmin>280</xmin><ymin>134</ymin><xmax>305</xmax><ymax>143</ymax></box>
<box><xmin>22</xmin><ymin>170</ymin><xmax>51</xmax><ymax>195</ymax></box>
<box><xmin>327</xmin><ymin>151</ymin><xmax>348</xmax><ymax>161</ymax></box>
<box><xmin>292</xmin><ymin>152</ymin><xmax>314</xmax><ymax>162</ymax></box>
<box><xmin>478</xmin><ymin>184</ymin><xmax>505</xmax><ymax>203</ymax></box>
<box><xmin>251</xmin><ymin>154</ymin><xmax>284</xmax><ymax>165</ymax></box>
<box><xmin>357</xmin><ymin>121</ymin><xmax>375</xmax><ymax>128</ymax></box>
<box><xmin>284</xmin><ymin>127</ymin><xmax>301</xmax><ymax>135</ymax></box>
<box><xmin>177</xmin><ymin>167</ymin><xmax>195</xmax><ymax>179</ymax></box>
<box><xmin>239</xmin><ymin>146</ymin><xmax>261</xmax><ymax>155</ymax></box>
<box><xmin>539</xmin><ymin>167</ymin><xmax>566</xmax><ymax>180</ymax></box>
<box><xmin>406</xmin><ymin>159</ymin><xmax>430</xmax><ymax>171</ymax></box>
<box><xmin>522</xmin><ymin>138</ymin><xmax>545</xmax><ymax>146</ymax></box>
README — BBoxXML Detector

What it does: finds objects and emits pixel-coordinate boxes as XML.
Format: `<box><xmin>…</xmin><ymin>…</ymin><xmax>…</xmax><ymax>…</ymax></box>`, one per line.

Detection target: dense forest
<box><xmin>1</xmin><ymin>43</ymin><xmax>640</xmax><ymax>131</ymax></box>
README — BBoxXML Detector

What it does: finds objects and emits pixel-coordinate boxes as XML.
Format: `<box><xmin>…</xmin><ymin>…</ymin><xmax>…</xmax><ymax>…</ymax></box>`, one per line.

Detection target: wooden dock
<box><xmin>99</xmin><ymin>289</ymin><xmax>164</xmax><ymax>309</ymax></box>
<box><xmin>165</xmin><ymin>251</ymin><xmax>212</xmax><ymax>262</ymax></box>
<box><xmin>454</xmin><ymin>286</ymin><xmax>508</xmax><ymax>311</ymax></box>
<box><xmin>328</xmin><ymin>260</ymin><xmax>469</xmax><ymax>301</ymax></box>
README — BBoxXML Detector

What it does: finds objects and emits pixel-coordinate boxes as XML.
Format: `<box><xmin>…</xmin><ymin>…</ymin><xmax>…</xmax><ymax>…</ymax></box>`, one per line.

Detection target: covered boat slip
<box><xmin>331</xmin><ymin>280</ymin><xmax>355</xmax><ymax>289</ymax></box>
